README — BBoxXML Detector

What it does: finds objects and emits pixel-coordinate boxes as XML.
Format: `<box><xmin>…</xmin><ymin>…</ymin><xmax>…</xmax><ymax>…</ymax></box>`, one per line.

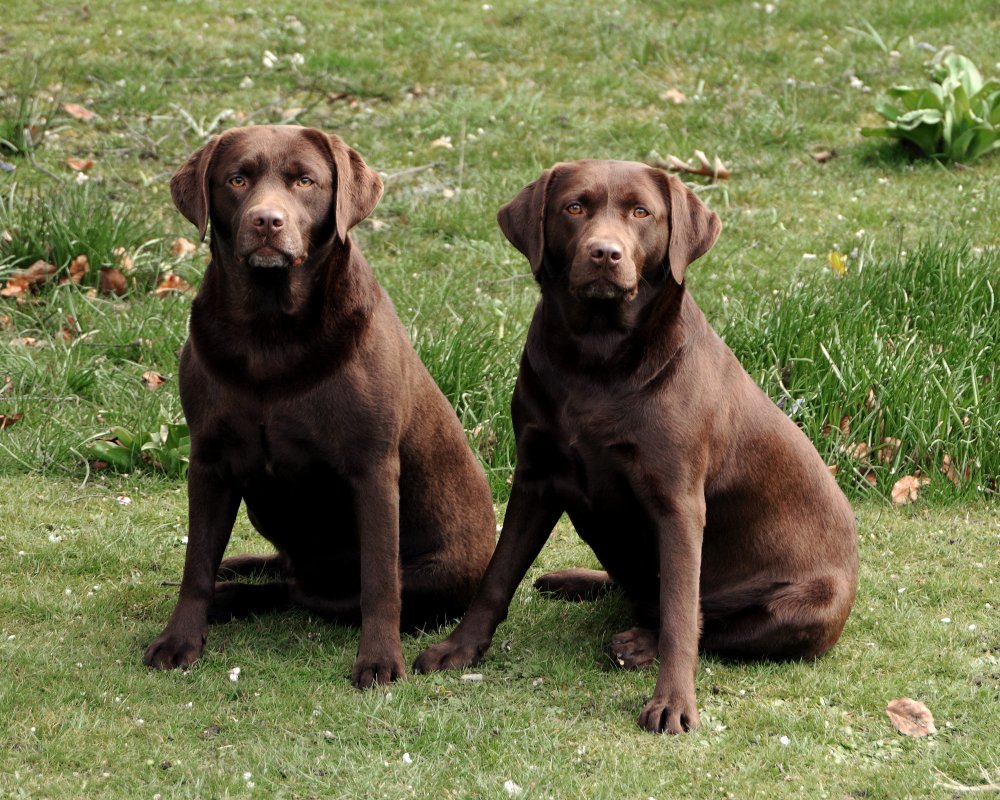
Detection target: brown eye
<box><xmin>633</xmin><ymin>206</ymin><xmax>650</xmax><ymax>218</ymax></box>
<box><xmin>566</xmin><ymin>202</ymin><xmax>584</xmax><ymax>216</ymax></box>
<box><xmin>296</xmin><ymin>176</ymin><xmax>313</xmax><ymax>187</ymax></box>
<box><xmin>229</xmin><ymin>175</ymin><xmax>246</xmax><ymax>188</ymax></box>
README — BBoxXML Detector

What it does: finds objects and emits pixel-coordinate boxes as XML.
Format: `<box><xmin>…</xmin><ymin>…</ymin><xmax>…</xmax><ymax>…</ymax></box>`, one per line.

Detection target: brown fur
<box><xmin>143</xmin><ymin>125</ymin><xmax>495</xmax><ymax>688</ymax></box>
<box><xmin>413</xmin><ymin>160</ymin><xmax>858</xmax><ymax>732</ymax></box>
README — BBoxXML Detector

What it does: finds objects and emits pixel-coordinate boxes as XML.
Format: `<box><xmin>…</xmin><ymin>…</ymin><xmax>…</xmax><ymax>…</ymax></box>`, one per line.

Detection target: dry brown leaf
<box><xmin>99</xmin><ymin>267</ymin><xmax>127</xmax><ymax>296</ymax></box>
<box><xmin>63</xmin><ymin>102</ymin><xmax>95</xmax><ymax>121</ymax></box>
<box><xmin>69</xmin><ymin>254</ymin><xmax>89</xmax><ymax>284</ymax></box>
<box><xmin>891</xmin><ymin>474</ymin><xmax>930</xmax><ymax>505</ymax></box>
<box><xmin>941</xmin><ymin>454</ymin><xmax>969</xmax><ymax>486</ymax></box>
<box><xmin>840</xmin><ymin>441</ymin><xmax>868</xmax><ymax>461</ymax></box>
<box><xmin>811</xmin><ymin>149</ymin><xmax>837</xmax><ymax>163</ymax></box>
<box><xmin>0</xmin><ymin>314</ymin><xmax>11</xmax><ymax>330</ymax></box>
<box><xmin>878</xmin><ymin>437</ymin><xmax>901</xmax><ymax>464</ymax></box>
<box><xmin>1</xmin><ymin>260</ymin><xmax>58</xmax><ymax>297</ymax></box>
<box><xmin>142</xmin><ymin>370</ymin><xmax>167</xmax><ymax>390</ymax></box>
<box><xmin>864</xmin><ymin>387</ymin><xmax>877</xmax><ymax>411</ymax></box>
<box><xmin>171</xmin><ymin>237</ymin><xmax>197</xmax><ymax>257</ymax></box>
<box><xmin>154</xmin><ymin>273</ymin><xmax>192</xmax><ymax>297</ymax></box>
<box><xmin>114</xmin><ymin>246</ymin><xmax>134</xmax><ymax>272</ymax></box>
<box><xmin>827</xmin><ymin>464</ymin><xmax>839</xmax><ymax>476</ymax></box>
<box><xmin>839</xmin><ymin>415</ymin><xmax>851</xmax><ymax>436</ymax></box>
<box><xmin>0</xmin><ymin>375</ymin><xmax>13</xmax><ymax>395</ymax></box>
<box><xmin>859</xmin><ymin>468</ymin><xmax>877</xmax><ymax>487</ymax></box>
<box><xmin>886</xmin><ymin>698</ymin><xmax>936</xmax><ymax>737</ymax></box>
<box><xmin>19</xmin><ymin>337</ymin><xmax>41</xmax><ymax>347</ymax></box>
<box><xmin>66</xmin><ymin>158</ymin><xmax>95</xmax><ymax>172</ymax></box>
<box><xmin>660</xmin><ymin>88</ymin><xmax>687</xmax><ymax>104</ymax></box>
<box><xmin>430</xmin><ymin>136</ymin><xmax>454</xmax><ymax>150</ymax></box>
<box><xmin>59</xmin><ymin>314</ymin><xmax>81</xmax><ymax>343</ymax></box>
<box><xmin>0</xmin><ymin>413</ymin><xmax>23</xmax><ymax>430</ymax></box>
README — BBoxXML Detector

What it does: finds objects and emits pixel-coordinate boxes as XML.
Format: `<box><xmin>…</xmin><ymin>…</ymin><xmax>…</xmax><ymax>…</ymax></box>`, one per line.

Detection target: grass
<box><xmin>1</xmin><ymin>475</ymin><xmax>998</xmax><ymax>799</ymax></box>
<box><xmin>1</xmin><ymin>0</ymin><xmax>999</xmax><ymax>797</ymax></box>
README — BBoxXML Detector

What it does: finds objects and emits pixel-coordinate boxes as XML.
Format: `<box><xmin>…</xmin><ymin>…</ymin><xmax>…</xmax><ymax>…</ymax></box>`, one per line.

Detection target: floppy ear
<box><xmin>496</xmin><ymin>166</ymin><xmax>561</xmax><ymax>276</ymax></box>
<box><xmin>311</xmin><ymin>131</ymin><xmax>383</xmax><ymax>242</ymax></box>
<box><xmin>170</xmin><ymin>135</ymin><xmax>224</xmax><ymax>241</ymax></box>
<box><xmin>659</xmin><ymin>172</ymin><xmax>722</xmax><ymax>284</ymax></box>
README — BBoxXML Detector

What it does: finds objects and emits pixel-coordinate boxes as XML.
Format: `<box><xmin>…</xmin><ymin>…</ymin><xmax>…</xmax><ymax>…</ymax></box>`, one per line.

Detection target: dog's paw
<box><xmin>143</xmin><ymin>629</ymin><xmax>205</xmax><ymax>670</ymax></box>
<box><xmin>610</xmin><ymin>627</ymin><xmax>658</xmax><ymax>669</ymax></box>
<box><xmin>412</xmin><ymin>638</ymin><xmax>484</xmax><ymax>674</ymax></box>
<box><xmin>638</xmin><ymin>694</ymin><xmax>700</xmax><ymax>734</ymax></box>
<box><xmin>351</xmin><ymin>651</ymin><xmax>406</xmax><ymax>689</ymax></box>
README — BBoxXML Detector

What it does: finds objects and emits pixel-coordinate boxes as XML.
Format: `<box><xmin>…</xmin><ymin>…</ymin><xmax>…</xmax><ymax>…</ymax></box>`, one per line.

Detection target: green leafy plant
<box><xmin>862</xmin><ymin>53</ymin><xmax>1000</xmax><ymax>163</ymax></box>
<box><xmin>84</xmin><ymin>415</ymin><xmax>190</xmax><ymax>477</ymax></box>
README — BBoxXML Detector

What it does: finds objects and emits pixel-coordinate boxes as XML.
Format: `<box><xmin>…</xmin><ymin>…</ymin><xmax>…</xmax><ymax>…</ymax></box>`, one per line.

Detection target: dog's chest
<box><xmin>549</xmin><ymin>397</ymin><xmax>643</xmax><ymax>507</ymax></box>
<box><xmin>197</xmin><ymin>407</ymin><xmax>339</xmax><ymax>485</ymax></box>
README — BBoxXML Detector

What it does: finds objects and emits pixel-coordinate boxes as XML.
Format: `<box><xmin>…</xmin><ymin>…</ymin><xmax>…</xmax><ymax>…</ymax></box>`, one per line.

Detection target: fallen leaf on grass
<box><xmin>114</xmin><ymin>247</ymin><xmax>134</xmax><ymax>272</ymax></box>
<box><xmin>59</xmin><ymin>314</ymin><xmax>81</xmax><ymax>343</ymax></box>
<box><xmin>142</xmin><ymin>371</ymin><xmax>167</xmax><ymax>390</ymax></box>
<box><xmin>652</xmin><ymin>151</ymin><xmax>731</xmax><ymax>180</ymax></box>
<box><xmin>660</xmin><ymin>88</ymin><xmax>687</xmax><ymax>104</ymax></box>
<box><xmin>99</xmin><ymin>267</ymin><xmax>127</xmax><ymax>296</ymax></box>
<box><xmin>941</xmin><ymin>454</ymin><xmax>969</xmax><ymax>486</ymax></box>
<box><xmin>68</xmin><ymin>254</ymin><xmax>89</xmax><ymax>284</ymax></box>
<box><xmin>171</xmin><ymin>237</ymin><xmax>197</xmax><ymax>257</ymax></box>
<box><xmin>66</xmin><ymin>158</ymin><xmax>95</xmax><ymax>172</ymax></box>
<box><xmin>0</xmin><ymin>315</ymin><xmax>12</xmax><ymax>330</ymax></box>
<box><xmin>154</xmin><ymin>274</ymin><xmax>192</xmax><ymax>296</ymax></box>
<box><xmin>877</xmin><ymin>437</ymin><xmax>901</xmax><ymax>464</ymax></box>
<box><xmin>1</xmin><ymin>260</ymin><xmax>58</xmax><ymax>298</ymax></box>
<box><xmin>63</xmin><ymin>102</ymin><xmax>95</xmax><ymax>121</ymax></box>
<box><xmin>430</xmin><ymin>136</ymin><xmax>453</xmax><ymax>150</ymax></box>
<box><xmin>0</xmin><ymin>375</ymin><xmax>13</xmax><ymax>395</ymax></box>
<box><xmin>0</xmin><ymin>413</ymin><xmax>23</xmax><ymax>430</ymax></box>
<box><xmin>886</xmin><ymin>697</ymin><xmax>936</xmax><ymax>737</ymax></box>
<box><xmin>811</xmin><ymin>148</ymin><xmax>836</xmax><ymax>163</ymax></box>
<box><xmin>891</xmin><ymin>474</ymin><xmax>930</xmax><ymax>505</ymax></box>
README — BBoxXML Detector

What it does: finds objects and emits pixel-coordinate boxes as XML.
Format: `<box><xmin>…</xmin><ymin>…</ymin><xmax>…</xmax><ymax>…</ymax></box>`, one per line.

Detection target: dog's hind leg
<box><xmin>533</xmin><ymin>568</ymin><xmax>615</xmax><ymax>601</ymax></box>
<box><xmin>207</xmin><ymin>581</ymin><xmax>291</xmax><ymax>622</ymax></box>
<box><xmin>217</xmin><ymin>553</ymin><xmax>286</xmax><ymax>580</ymax></box>
<box><xmin>699</xmin><ymin>574</ymin><xmax>853</xmax><ymax>660</ymax></box>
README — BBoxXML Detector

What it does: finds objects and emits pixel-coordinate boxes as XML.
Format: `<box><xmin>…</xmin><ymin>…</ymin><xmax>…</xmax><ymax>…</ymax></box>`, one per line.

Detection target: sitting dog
<box><xmin>144</xmin><ymin>125</ymin><xmax>495</xmax><ymax>688</ymax></box>
<box><xmin>414</xmin><ymin>159</ymin><xmax>858</xmax><ymax>732</ymax></box>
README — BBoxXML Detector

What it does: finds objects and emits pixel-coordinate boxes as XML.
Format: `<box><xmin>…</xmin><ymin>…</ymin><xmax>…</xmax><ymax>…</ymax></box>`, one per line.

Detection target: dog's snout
<box><xmin>251</xmin><ymin>206</ymin><xmax>285</xmax><ymax>232</ymax></box>
<box><xmin>588</xmin><ymin>240</ymin><xmax>624</xmax><ymax>266</ymax></box>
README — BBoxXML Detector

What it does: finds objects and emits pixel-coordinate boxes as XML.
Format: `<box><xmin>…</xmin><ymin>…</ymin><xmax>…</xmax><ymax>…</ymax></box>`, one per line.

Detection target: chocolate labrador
<box><xmin>414</xmin><ymin>160</ymin><xmax>858</xmax><ymax>732</ymax></box>
<box><xmin>144</xmin><ymin>125</ymin><xmax>495</xmax><ymax>688</ymax></box>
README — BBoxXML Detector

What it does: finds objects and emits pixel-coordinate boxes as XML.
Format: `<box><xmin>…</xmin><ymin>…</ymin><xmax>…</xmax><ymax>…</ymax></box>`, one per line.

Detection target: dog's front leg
<box><xmin>350</xmin><ymin>455</ymin><xmax>406</xmax><ymax>688</ymax></box>
<box><xmin>638</xmin><ymin>493</ymin><xmax>705</xmax><ymax>734</ymax></box>
<box><xmin>413</xmin><ymin>477</ymin><xmax>562</xmax><ymax>673</ymax></box>
<box><xmin>144</xmin><ymin>462</ymin><xmax>241</xmax><ymax>669</ymax></box>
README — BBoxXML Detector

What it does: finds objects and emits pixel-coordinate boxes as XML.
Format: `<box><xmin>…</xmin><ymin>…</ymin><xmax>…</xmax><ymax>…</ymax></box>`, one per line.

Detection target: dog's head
<box><xmin>497</xmin><ymin>160</ymin><xmax>720</xmax><ymax>298</ymax></box>
<box><xmin>170</xmin><ymin>125</ymin><xmax>383</xmax><ymax>269</ymax></box>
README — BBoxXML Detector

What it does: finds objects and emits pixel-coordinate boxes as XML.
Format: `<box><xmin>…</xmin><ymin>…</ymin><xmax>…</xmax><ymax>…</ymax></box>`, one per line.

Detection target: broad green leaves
<box><xmin>862</xmin><ymin>54</ymin><xmax>1000</xmax><ymax>163</ymax></box>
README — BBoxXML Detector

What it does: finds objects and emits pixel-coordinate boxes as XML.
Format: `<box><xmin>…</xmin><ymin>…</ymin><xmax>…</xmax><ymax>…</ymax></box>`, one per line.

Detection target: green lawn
<box><xmin>1</xmin><ymin>1</ymin><xmax>998</xmax><ymax>797</ymax></box>
<box><xmin>1</xmin><ymin>475</ymin><xmax>998</xmax><ymax>799</ymax></box>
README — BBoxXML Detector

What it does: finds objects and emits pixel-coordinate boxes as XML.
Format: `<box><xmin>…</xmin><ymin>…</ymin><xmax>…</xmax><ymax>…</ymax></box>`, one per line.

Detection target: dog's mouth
<box><xmin>246</xmin><ymin>245</ymin><xmax>304</xmax><ymax>269</ymax></box>
<box><xmin>571</xmin><ymin>278</ymin><xmax>638</xmax><ymax>301</ymax></box>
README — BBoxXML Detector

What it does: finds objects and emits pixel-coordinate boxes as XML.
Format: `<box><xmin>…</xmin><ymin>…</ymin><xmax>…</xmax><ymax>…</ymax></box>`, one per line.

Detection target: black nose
<box><xmin>251</xmin><ymin>207</ymin><xmax>285</xmax><ymax>232</ymax></box>
<box><xmin>589</xmin><ymin>241</ymin><xmax>623</xmax><ymax>266</ymax></box>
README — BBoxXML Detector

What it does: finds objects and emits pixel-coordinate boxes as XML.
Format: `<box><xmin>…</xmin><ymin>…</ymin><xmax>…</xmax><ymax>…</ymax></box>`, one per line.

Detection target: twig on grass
<box><xmin>382</xmin><ymin>162</ymin><xmax>444</xmax><ymax>182</ymax></box>
<box><xmin>935</xmin><ymin>768</ymin><xmax>1000</xmax><ymax>793</ymax></box>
